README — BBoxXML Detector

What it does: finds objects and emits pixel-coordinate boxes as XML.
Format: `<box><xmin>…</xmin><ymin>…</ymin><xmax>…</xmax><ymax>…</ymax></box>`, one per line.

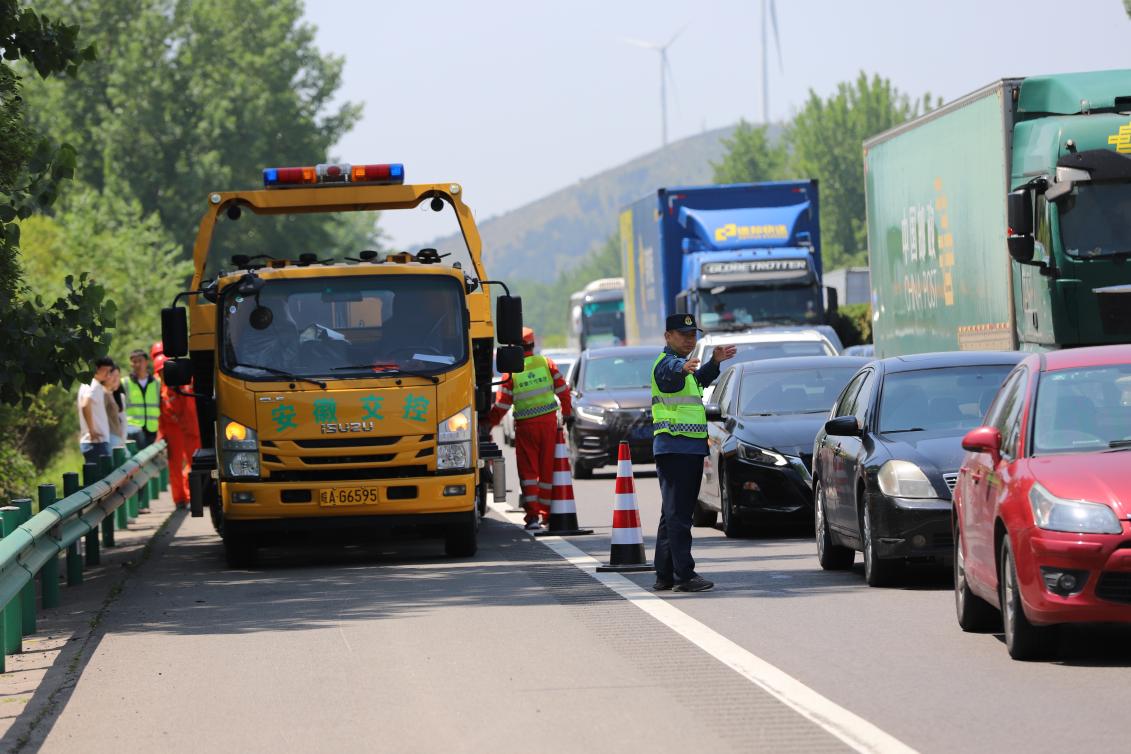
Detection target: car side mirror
<box><xmin>161</xmin><ymin>358</ymin><xmax>193</xmax><ymax>388</ymax></box>
<box><xmin>496</xmin><ymin>345</ymin><xmax>524</xmax><ymax>374</ymax></box>
<box><xmin>705</xmin><ymin>403</ymin><xmax>723</xmax><ymax>422</ymax></box>
<box><xmin>962</xmin><ymin>426</ymin><xmax>1002</xmax><ymax>466</ymax></box>
<box><xmin>824</xmin><ymin>415</ymin><xmax>861</xmax><ymax>437</ymax></box>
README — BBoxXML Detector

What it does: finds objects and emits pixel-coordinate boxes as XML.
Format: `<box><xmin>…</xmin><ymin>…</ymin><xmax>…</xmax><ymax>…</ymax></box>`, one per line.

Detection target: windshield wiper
<box><xmin>231</xmin><ymin>362</ymin><xmax>326</xmax><ymax>389</ymax></box>
<box><xmin>882</xmin><ymin>427</ymin><xmax>927</xmax><ymax>434</ymax></box>
<box><xmin>1107</xmin><ymin>439</ymin><xmax>1131</xmax><ymax>450</ymax></box>
<box><xmin>330</xmin><ymin>364</ymin><xmax>440</xmax><ymax>384</ymax></box>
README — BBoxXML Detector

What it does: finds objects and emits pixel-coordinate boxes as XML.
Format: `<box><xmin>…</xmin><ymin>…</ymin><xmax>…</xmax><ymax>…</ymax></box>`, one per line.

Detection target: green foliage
<box><xmin>517</xmin><ymin>233</ymin><xmax>621</xmax><ymax>346</ymax></box>
<box><xmin>19</xmin><ymin>186</ymin><xmax>190</xmax><ymax>361</ymax></box>
<box><xmin>711</xmin><ymin>120</ymin><xmax>786</xmax><ymax>184</ymax></box>
<box><xmin>785</xmin><ymin>73</ymin><xmax>937</xmax><ymax>268</ymax></box>
<box><xmin>0</xmin><ymin>385</ymin><xmax>75</xmax><ymax>499</ymax></box>
<box><xmin>24</xmin><ymin>0</ymin><xmax>364</xmax><ymax>259</ymax></box>
<box><xmin>0</xmin><ymin>0</ymin><xmax>112</xmax><ymax>406</ymax></box>
<box><xmin>830</xmin><ymin>302</ymin><xmax>872</xmax><ymax>347</ymax></box>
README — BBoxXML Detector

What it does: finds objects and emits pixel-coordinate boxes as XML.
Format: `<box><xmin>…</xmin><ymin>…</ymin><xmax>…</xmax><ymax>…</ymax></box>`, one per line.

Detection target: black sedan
<box><xmin>697</xmin><ymin>357</ymin><xmax>870</xmax><ymax>536</ymax></box>
<box><xmin>567</xmin><ymin>346</ymin><xmax>659</xmax><ymax>477</ymax></box>
<box><xmin>813</xmin><ymin>351</ymin><xmax>1024</xmax><ymax>586</ymax></box>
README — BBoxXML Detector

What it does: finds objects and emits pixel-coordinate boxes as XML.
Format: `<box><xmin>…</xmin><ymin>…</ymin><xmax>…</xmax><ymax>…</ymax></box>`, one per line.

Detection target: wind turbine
<box><xmin>623</xmin><ymin>25</ymin><xmax>688</xmax><ymax>148</ymax></box>
<box><xmin>762</xmin><ymin>0</ymin><xmax>783</xmax><ymax>124</ymax></box>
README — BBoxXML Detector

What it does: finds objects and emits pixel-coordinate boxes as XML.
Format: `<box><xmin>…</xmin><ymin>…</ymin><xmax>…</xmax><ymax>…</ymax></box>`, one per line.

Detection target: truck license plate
<box><xmin>319</xmin><ymin>487</ymin><xmax>380</xmax><ymax>506</ymax></box>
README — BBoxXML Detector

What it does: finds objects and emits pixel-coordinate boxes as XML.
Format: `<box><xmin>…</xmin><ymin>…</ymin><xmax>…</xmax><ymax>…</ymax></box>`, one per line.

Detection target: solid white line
<box><xmin>488</xmin><ymin>499</ymin><xmax>917</xmax><ymax>754</ymax></box>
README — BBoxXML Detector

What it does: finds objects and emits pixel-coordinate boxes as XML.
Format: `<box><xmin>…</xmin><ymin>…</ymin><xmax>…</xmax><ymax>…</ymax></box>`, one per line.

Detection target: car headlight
<box><xmin>575</xmin><ymin>405</ymin><xmax>607</xmax><ymax>425</ymax></box>
<box><xmin>438</xmin><ymin>406</ymin><xmax>473</xmax><ymax>470</ymax></box>
<box><xmin>1029</xmin><ymin>482</ymin><xmax>1121</xmax><ymax>535</ymax></box>
<box><xmin>220</xmin><ymin>417</ymin><xmax>260</xmax><ymax>477</ymax></box>
<box><xmin>877</xmin><ymin>460</ymin><xmax>938</xmax><ymax>499</ymax></box>
<box><xmin>737</xmin><ymin>442</ymin><xmax>787</xmax><ymax>466</ymax></box>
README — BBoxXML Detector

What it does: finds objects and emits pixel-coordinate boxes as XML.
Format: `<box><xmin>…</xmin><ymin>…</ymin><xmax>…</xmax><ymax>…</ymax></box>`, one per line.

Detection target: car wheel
<box><xmin>223</xmin><ymin>533</ymin><xmax>257</xmax><ymax>569</ymax></box>
<box><xmin>720</xmin><ymin>470</ymin><xmax>746</xmax><ymax>538</ymax></box>
<box><xmin>445</xmin><ymin>507</ymin><xmax>479</xmax><ymax>558</ymax></box>
<box><xmin>815</xmin><ymin>481</ymin><xmax>854</xmax><ymax>570</ymax></box>
<box><xmin>861</xmin><ymin>496</ymin><xmax>901</xmax><ymax>587</ymax></box>
<box><xmin>693</xmin><ymin>499</ymin><xmax>718</xmax><ymax>527</ymax></box>
<box><xmin>572</xmin><ymin>456</ymin><xmax>593</xmax><ymax>479</ymax></box>
<box><xmin>1000</xmin><ymin>537</ymin><xmax>1058</xmax><ymax>660</ymax></box>
<box><xmin>954</xmin><ymin>524</ymin><xmax>999</xmax><ymax>632</ymax></box>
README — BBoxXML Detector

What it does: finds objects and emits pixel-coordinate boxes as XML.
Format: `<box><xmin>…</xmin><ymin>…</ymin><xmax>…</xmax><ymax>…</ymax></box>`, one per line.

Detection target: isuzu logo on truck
<box><xmin>320</xmin><ymin>421</ymin><xmax>375</xmax><ymax>434</ymax></box>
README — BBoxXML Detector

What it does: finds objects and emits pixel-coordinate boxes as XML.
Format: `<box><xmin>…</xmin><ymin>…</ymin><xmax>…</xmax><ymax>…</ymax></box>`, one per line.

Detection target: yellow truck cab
<box><xmin>160</xmin><ymin>163</ymin><xmax>525</xmax><ymax>566</ymax></box>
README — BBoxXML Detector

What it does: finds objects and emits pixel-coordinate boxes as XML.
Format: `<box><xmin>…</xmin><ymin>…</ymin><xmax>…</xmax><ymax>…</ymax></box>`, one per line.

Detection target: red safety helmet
<box><xmin>153</xmin><ymin>354</ymin><xmax>167</xmax><ymax>373</ymax></box>
<box><xmin>150</xmin><ymin>341</ymin><xmax>164</xmax><ymax>360</ymax></box>
<box><xmin>522</xmin><ymin>326</ymin><xmax>535</xmax><ymax>348</ymax></box>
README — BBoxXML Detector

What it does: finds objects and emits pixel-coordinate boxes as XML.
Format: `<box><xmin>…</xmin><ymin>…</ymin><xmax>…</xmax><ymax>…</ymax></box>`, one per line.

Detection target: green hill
<box><xmin>430</xmin><ymin>125</ymin><xmax>739</xmax><ymax>283</ymax></box>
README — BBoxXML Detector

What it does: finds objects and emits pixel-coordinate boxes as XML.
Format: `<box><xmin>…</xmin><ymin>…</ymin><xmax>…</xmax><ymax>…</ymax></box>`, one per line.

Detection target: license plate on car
<box><xmin>319</xmin><ymin>487</ymin><xmax>380</xmax><ymax>507</ymax></box>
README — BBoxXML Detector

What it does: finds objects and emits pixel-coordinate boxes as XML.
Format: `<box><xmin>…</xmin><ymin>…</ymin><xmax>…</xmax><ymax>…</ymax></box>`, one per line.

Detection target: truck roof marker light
<box><xmin>263</xmin><ymin>166</ymin><xmax>317</xmax><ymax>186</ymax></box>
<box><xmin>351</xmin><ymin>163</ymin><xmax>405</xmax><ymax>184</ymax></box>
<box><xmin>264</xmin><ymin>162</ymin><xmax>404</xmax><ymax>187</ymax></box>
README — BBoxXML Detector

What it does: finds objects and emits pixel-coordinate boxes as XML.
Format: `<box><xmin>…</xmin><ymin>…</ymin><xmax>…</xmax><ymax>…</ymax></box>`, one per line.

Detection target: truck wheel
<box><xmin>224</xmin><ymin>533</ymin><xmax>257</xmax><ymax>569</ymax></box>
<box><xmin>445</xmin><ymin>508</ymin><xmax>479</xmax><ymax>557</ymax></box>
<box><xmin>477</xmin><ymin>475</ymin><xmax>489</xmax><ymax>517</ymax></box>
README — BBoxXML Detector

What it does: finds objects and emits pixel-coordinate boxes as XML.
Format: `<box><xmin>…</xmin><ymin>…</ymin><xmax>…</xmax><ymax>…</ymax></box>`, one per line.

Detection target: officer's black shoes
<box><xmin>652</xmin><ymin>579</ymin><xmax>674</xmax><ymax>591</ymax></box>
<box><xmin>673</xmin><ymin>576</ymin><xmax>714</xmax><ymax>593</ymax></box>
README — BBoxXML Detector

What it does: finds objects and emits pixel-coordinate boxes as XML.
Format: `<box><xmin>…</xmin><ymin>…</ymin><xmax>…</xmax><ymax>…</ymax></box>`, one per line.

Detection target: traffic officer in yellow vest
<box><xmin>490</xmin><ymin>327</ymin><xmax>573</xmax><ymax>530</ymax></box>
<box><xmin>123</xmin><ymin>348</ymin><xmax>161</xmax><ymax>449</ymax></box>
<box><xmin>651</xmin><ymin>314</ymin><xmax>736</xmax><ymax>592</ymax></box>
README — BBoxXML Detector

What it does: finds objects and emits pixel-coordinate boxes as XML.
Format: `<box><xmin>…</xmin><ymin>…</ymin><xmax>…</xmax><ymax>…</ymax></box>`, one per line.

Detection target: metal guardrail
<box><xmin>0</xmin><ymin>440</ymin><xmax>168</xmax><ymax>672</ymax></box>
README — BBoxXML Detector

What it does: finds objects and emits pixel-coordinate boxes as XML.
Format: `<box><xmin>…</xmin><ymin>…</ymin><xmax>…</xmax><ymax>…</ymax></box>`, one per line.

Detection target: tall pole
<box><xmin>761</xmin><ymin>0</ymin><xmax>769</xmax><ymax>123</ymax></box>
<box><xmin>660</xmin><ymin>51</ymin><xmax>668</xmax><ymax>147</ymax></box>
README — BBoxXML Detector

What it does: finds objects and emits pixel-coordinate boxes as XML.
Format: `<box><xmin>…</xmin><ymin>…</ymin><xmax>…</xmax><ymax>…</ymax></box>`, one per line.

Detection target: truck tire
<box><xmin>224</xmin><ymin>533</ymin><xmax>257</xmax><ymax>569</ymax></box>
<box><xmin>477</xmin><ymin>476</ymin><xmax>489</xmax><ymax>517</ymax></box>
<box><xmin>445</xmin><ymin>508</ymin><xmax>479</xmax><ymax>557</ymax></box>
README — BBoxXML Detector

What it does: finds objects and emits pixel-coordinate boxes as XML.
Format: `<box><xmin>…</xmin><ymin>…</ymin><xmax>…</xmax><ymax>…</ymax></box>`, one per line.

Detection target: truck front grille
<box><xmin>260</xmin><ymin>433</ymin><xmax>434</xmax><ymax>474</ymax></box>
<box><xmin>269</xmin><ymin>465</ymin><xmax>430</xmax><ymax>483</ymax></box>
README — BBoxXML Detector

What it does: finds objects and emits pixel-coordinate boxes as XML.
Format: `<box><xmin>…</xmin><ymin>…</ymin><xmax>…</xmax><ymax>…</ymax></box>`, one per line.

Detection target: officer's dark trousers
<box><xmin>654</xmin><ymin>453</ymin><xmax>705</xmax><ymax>583</ymax></box>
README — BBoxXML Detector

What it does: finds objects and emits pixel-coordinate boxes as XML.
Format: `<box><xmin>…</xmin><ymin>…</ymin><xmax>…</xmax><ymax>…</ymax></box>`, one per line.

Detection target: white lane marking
<box><xmin>488</xmin><ymin>500</ymin><xmax>917</xmax><ymax>754</ymax></box>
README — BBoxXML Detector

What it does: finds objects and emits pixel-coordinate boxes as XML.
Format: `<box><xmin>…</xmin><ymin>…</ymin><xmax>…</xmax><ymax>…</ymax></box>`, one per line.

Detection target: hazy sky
<box><xmin>304</xmin><ymin>0</ymin><xmax>1131</xmax><ymax>248</ymax></box>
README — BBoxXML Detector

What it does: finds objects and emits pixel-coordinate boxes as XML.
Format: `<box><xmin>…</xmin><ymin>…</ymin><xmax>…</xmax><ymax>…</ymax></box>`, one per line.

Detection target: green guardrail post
<box><xmin>0</xmin><ymin>507</ymin><xmax>22</xmax><ymax>657</ymax></box>
<box><xmin>148</xmin><ymin>476</ymin><xmax>158</xmax><ymax>504</ymax></box>
<box><xmin>125</xmin><ymin>441</ymin><xmax>139</xmax><ymax>520</ymax></box>
<box><xmin>112</xmin><ymin>447</ymin><xmax>128</xmax><ymax>531</ymax></box>
<box><xmin>159</xmin><ymin>464</ymin><xmax>169</xmax><ymax>492</ymax></box>
<box><xmin>11</xmin><ymin>498</ymin><xmax>35</xmax><ymax>636</ymax></box>
<box><xmin>82</xmin><ymin>462</ymin><xmax>101</xmax><ymax>566</ymax></box>
<box><xmin>138</xmin><ymin>477</ymin><xmax>150</xmax><ymax>513</ymax></box>
<box><xmin>63</xmin><ymin>472</ymin><xmax>83</xmax><ymax>586</ymax></box>
<box><xmin>98</xmin><ymin>454</ymin><xmax>115</xmax><ymax>548</ymax></box>
<box><xmin>38</xmin><ymin>485</ymin><xmax>60</xmax><ymax>610</ymax></box>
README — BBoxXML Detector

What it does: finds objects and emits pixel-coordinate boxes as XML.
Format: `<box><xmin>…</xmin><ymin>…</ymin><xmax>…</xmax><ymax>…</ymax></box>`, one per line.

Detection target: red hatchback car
<box><xmin>953</xmin><ymin>345</ymin><xmax>1131</xmax><ymax>660</ymax></box>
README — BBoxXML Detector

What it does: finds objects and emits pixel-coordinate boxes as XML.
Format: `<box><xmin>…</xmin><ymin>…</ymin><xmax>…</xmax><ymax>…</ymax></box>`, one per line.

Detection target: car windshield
<box><xmin>1058</xmin><ymin>182</ymin><xmax>1131</xmax><ymax>258</ymax></box>
<box><xmin>698</xmin><ymin>285</ymin><xmax>821</xmax><ymax>329</ymax></box>
<box><xmin>740</xmin><ymin>367</ymin><xmax>861</xmax><ymax>416</ymax></box>
<box><xmin>220</xmin><ymin>274</ymin><xmax>467</xmax><ymax>379</ymax></box>
<box><xmin>1032</xmin><ymin>364</ymin><xmax>1131</xmax><ymax>454</ymax></box>
<box><xmin>877</xmin><ymin>365</ymin><xmax>1013</xmax><ymax>434</ymax></box>
<box><xmin>582</xmin><ymin>352</ymin><xmax>655</xmax><ymax>391</ymax></box>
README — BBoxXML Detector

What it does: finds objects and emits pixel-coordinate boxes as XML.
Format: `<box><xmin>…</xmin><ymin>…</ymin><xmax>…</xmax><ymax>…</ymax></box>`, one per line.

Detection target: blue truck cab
<box><xmin>619</xmin><ymin>180</ymin><xmax>830</xmax><ymax>344</ymax></box>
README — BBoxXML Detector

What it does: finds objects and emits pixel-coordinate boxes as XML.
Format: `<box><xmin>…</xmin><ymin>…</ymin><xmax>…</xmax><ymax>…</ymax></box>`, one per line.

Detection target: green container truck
<box><xmin>865</xmin><ymin>69</ymin><xmax>1131</xmax><ymax>356</ymax></box>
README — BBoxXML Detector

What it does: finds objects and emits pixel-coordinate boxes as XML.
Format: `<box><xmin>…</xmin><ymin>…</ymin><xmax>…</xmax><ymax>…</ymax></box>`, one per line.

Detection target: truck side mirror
<box><xmin>161</xmin><ymin>307</ymin><xmax>189</xmax><ymax>358</ymax></box>
<box><xmin>496</xmin><ymin>345</ymin><xmax>525</xmax><ymax>374</ymax></box>
<box><xmin>1007</xmin><ymin>189</ymin><xmax>1033</xmax><ymax>236</ymax></box>
<box><xmin>495</xmin><ymin>295</ymin><xmax>523</xmax><ymax>345</ymax></box>
<box><xmin>161</xmin><ymin>358</ymin><xmax>193</xmax><ymax>388</ymax></box>
<box><xmin>1007</xmin><ymin>235</ymin><xmax>1035</xmax><ymax>264</ymax></box>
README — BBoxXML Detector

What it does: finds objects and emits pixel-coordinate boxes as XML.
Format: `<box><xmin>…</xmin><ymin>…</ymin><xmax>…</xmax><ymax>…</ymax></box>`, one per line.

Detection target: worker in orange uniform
<box><xmin>489</xmin><ymin>327</ymin><xmax>572</xmax><ymax>530</ymax></box>
<box><xmin>154</xmin><ymin>354</ymin><xmax>201</xmax><ymax>510</ymax></box>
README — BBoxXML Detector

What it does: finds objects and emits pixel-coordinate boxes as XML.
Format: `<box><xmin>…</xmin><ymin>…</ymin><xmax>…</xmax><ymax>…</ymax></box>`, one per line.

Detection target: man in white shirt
<box><xmin>78</xmin><ymin>356</ymin><xmax>115</xmax><ymax>463</ymax></box>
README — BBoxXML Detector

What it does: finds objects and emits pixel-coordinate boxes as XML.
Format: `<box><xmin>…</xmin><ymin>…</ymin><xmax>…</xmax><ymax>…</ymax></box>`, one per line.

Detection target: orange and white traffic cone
<box><xmin>596</xmin><ymin>441</ymin><xmax>653</xmax><ymax>572</ymax></box>
<box><xmin>534</xmin><ymin>427</ymin><xmax>594</xmax><ymax>537</ymax></box>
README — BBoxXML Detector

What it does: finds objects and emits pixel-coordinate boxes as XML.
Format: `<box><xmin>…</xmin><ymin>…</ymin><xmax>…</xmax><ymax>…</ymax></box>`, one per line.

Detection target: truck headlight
<box><xmin>877</xmin><ymin>460</ymin><xmax>938</xmax><ymax>499</ymax></box>
<box><xmin>737</xmin><ymin>442</ymin><xmax>787</xmax><ymax>466</ymax></box>
<box><xmin>438</xmin><ymin>406</ymin><xmax>472</xmax><ymax>470</ymax></box>
<box><xmin>575</xmin><ymin>405</ymin><xmax>607</xmax><ymax>425</ymax></box>
<box><xmin>220</xmin><ymin>416</ymin><xmax>259</xmax><ymax>477</ymax></box>
<box><xmin>1029</xmin><ymin>482</ymin><xmax>1121</xmax><ymax>535</ymax></box>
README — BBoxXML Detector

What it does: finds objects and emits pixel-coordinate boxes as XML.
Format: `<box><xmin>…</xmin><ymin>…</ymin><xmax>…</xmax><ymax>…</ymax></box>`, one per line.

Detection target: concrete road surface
<box><xmin>22</xmin><ymin>437</ymin><xmax>1131</xmax><ymax>753</ymax></box>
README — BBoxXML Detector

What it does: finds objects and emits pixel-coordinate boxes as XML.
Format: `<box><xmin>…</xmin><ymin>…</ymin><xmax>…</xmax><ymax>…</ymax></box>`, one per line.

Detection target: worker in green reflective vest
<box><xmin>651</xmin><ymin>314</ymin><xmax>735</xmax><ymax>593</ymax></box>
<box><xmin>124</xmin><ymin>348</ymin><xmax>161</xmax><ymax>449</ymax></box>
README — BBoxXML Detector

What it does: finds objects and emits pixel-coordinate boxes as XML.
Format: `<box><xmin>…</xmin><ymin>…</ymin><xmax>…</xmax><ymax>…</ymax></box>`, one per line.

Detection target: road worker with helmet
<box><xmin>489</xmin><ymin>327</ymin><xmax>572</xmax><ymax>530</ymax></box>
<box><xmin>154</xmin><ymin>354</ymin><xmax>201</xmax><ymax>510</ymax></box>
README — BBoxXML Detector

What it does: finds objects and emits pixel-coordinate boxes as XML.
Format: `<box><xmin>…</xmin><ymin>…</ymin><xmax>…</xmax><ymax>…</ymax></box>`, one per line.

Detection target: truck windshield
<box><xmin>699</xmin><ymin>285</ymin><xmax>820</xmax><ymax>330</ymax></box>
<box><xmin>1058</xmin><ymin>182</ymin><xmax>1131</xmax><ymax>258</ymax></box>
<box><xmin>220</xmin><ymin>275</ymin><xmax>467</xmax><ymax>379</ymax></box>
<box><xmin>581</xmin><ymin>300</ymin><xmax>625</xmax><ymax>346</ymax></box>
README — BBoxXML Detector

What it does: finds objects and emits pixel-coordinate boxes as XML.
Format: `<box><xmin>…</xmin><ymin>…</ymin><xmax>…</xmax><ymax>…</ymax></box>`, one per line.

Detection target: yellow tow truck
<box><xmin>160</xmin><ymin>162</ymin><xmax>524</xmax><ymax>566</ymax></box>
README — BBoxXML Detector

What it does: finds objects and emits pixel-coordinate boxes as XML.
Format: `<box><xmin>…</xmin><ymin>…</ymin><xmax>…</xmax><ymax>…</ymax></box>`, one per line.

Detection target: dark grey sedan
<box><xmin>812</xmin><ymin>351</ymin><xmax>1024</xmax><ymax>586</ymax></box>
